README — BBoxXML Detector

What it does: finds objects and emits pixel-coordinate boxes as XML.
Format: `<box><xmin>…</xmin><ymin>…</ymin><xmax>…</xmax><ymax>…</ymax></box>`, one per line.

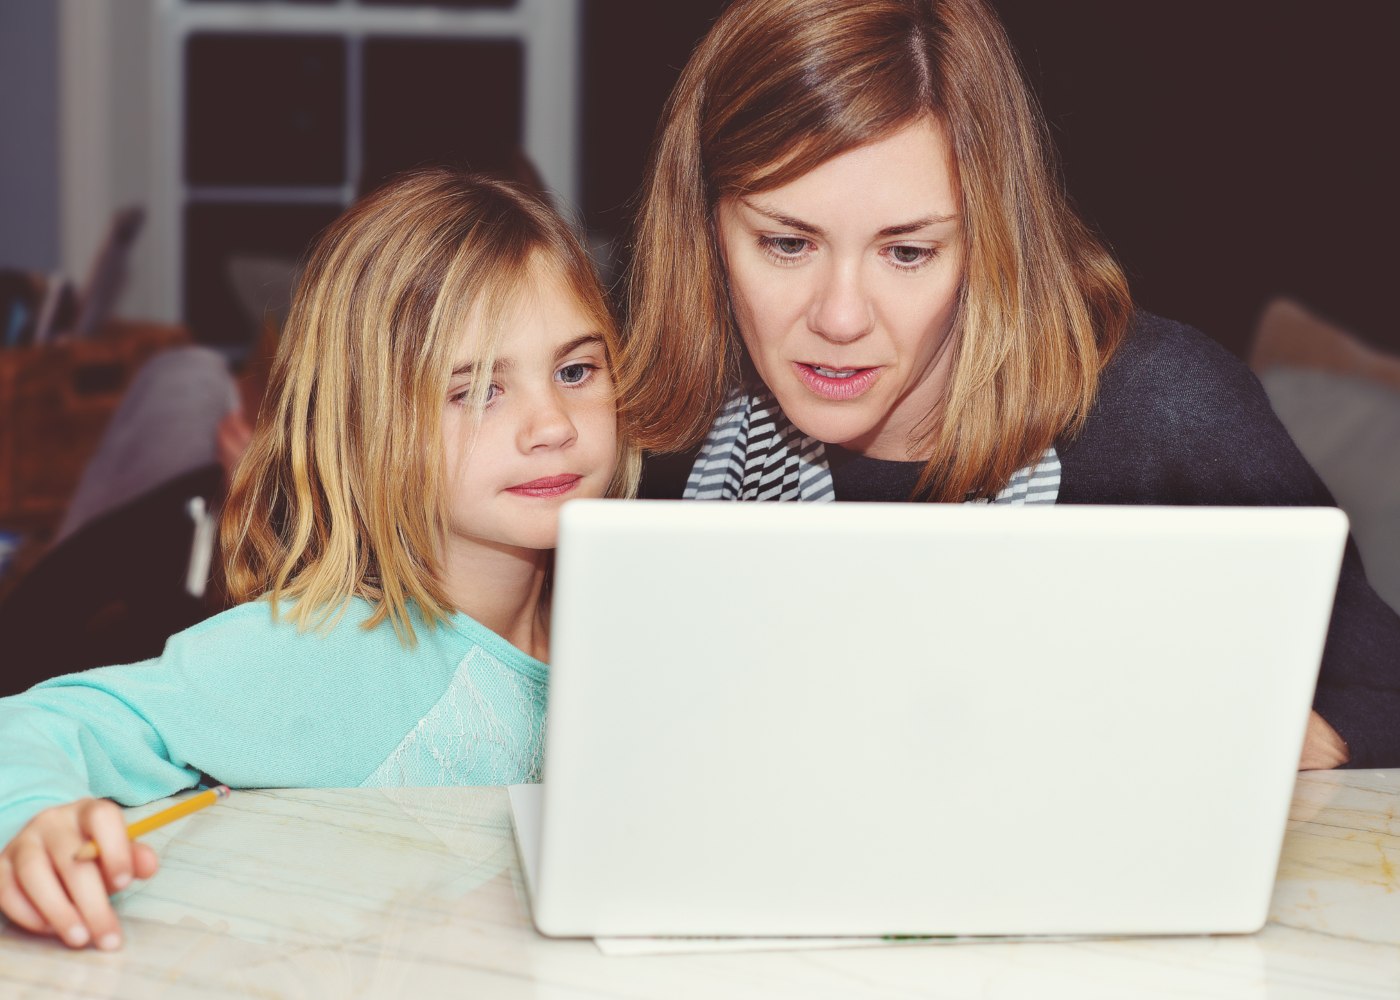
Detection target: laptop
<box><xmin>512</xmin><ymin>500</ymin><xmax>1347</xmax><ymax>939</ymax></box>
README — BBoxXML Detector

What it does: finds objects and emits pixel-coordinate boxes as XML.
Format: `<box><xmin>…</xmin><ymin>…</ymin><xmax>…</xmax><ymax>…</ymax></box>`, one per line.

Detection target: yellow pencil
<box><xmin>74</xmin><ymin>785</ymin><xmax>231</xmax><ymax>862</ymax></box>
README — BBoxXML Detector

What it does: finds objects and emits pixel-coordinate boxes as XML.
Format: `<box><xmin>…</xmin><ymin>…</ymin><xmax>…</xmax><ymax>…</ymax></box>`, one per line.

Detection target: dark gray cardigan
<box><xmin>640</xmin><ymin>312</ymin><xmax>1400</xmax><ymax>767</ymax></box>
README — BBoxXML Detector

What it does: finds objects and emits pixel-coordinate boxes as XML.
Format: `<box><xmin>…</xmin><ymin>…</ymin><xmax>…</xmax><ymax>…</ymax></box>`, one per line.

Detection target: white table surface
<box><xmin>2</xmin><ymin>769</ymin><xmax>1397</xmax><ymax>999</ymax></box>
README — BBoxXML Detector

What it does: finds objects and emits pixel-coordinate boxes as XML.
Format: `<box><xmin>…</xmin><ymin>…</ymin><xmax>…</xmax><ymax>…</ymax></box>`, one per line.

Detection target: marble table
<box><xmin>1</xmin><ymin>770</ymin><xmax>1397</xmax><ymax>999</ymax></box>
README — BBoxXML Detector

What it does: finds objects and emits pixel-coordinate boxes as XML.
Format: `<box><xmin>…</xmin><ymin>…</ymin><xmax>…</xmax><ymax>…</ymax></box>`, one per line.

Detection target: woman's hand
<box><xmin>0</xmin><ymin>799</ymin><xmax>159</xmax><ymax>950</ymax></box>
<box><xmin>1299</xmin><ymin>710</ymin><xmax>1350</xmax><ymax>770</ymax></box>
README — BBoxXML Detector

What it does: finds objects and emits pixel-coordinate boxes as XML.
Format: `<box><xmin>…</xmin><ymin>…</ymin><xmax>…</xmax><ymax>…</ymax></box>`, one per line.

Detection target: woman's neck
<box><xmin>439</xmin><ymin>539</ymin><xmax>551</xmax><ymax>661</ymax></box>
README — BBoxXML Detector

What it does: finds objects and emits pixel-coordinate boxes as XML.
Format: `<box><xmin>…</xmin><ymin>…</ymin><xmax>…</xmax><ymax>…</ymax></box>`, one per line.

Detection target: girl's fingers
<box><xmin>80</xmin><ymin>799</ymin><xmax>135</xmax><ymax>893</ymax></box>
<box><xmin>52</xmin><ymin>851</ymin><xmax>123</xmax><ymax>952</ymax></box>
<box><xmin>53</xmin><ymin>851</ymin><xmax>124</xmax><ymax>951</ymax></box>
<box><xmin>0</xmin><ymin>856</ymin><xmax>52</xmax><ymax>935</ymax></box>
<box><xmin>131</xmin><ymin>842</ymin><xmax>160</xmax><ymax>881</ymax></box>
<box><xmin>11</xmin><ymin>842</ymin><xmax>90</xmax><ymax>948</ymax></box>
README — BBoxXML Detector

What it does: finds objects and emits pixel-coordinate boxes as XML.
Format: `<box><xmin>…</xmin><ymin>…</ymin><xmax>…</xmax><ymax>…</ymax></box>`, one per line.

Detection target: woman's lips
<box><xmin>793</xmin><ymin>362</ymin><xmax>882</xmax><ymax>401</ymax></box>
<box><xmin>505</xmin><ymin>474</ymin><xmax>582</xmax><ymax>498</ymax></box>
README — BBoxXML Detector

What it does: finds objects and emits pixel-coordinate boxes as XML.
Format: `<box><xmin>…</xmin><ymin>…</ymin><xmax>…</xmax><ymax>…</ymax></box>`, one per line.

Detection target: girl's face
<box><xmin>440</xmin><ymin>262</ymin><xmax>619</xmax><ymax>559</ymax></box>
<box><xmin>715</xmin><ymin>117</ymin><xmax>964</xmax><ymax>460</ymax></box>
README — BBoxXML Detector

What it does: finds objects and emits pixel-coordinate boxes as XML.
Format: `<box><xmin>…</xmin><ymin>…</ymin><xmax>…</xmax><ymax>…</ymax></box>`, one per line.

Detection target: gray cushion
<box><xmin>1261</xmin><ymin>366</ymin><xmax>1400</xmax><ymax>614</ymax></box>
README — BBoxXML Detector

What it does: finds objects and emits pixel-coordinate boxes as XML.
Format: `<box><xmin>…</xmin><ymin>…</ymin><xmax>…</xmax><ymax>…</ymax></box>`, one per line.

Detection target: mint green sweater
<box><xmin>0</xmin><ymin>598</ymin><xmax>548</xmax><ymax>846</ymax></box>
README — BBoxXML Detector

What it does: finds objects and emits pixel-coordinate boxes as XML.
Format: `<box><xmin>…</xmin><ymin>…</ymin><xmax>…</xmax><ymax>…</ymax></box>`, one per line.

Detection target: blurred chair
<box><xmin>1250</xmin><ymin>299</ymin><xmax>1400</xmax><ymax>614</ymax></box>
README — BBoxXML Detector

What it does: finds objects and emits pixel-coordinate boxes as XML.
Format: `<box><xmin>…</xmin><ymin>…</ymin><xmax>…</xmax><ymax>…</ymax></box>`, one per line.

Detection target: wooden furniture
<box><xmin>2</xmin><ymin>771</ymin><xmax>1396</xmax><ymax>998</ymax></box>
<box><xmin>0</xmin><ymin>321</ymin><xmax>188</xmax><ymax>527</ymax></box>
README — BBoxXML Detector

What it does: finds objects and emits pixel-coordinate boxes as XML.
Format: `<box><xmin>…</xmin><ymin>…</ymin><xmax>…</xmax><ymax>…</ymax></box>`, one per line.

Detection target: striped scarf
<box><xmin>684</xmin><ymin>388</ymin><xmax>1061</xmax><ymax>504</ymax></box>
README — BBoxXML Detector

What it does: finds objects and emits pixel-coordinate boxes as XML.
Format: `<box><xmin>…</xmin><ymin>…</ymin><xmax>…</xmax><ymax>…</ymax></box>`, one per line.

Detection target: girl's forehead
<box><xmin>451</xmin><ymin>275</ymin><xmax>602</xmax><ymax>369</ymax></box>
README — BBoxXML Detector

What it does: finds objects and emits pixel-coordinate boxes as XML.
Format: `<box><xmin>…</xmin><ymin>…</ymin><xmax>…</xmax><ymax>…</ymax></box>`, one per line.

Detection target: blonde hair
<box><xmin>621</xmin><ymin>0</ymin><xmax>1132</xmax><ymax>500</ymax></box>
<box><xmin>222</xmin><ymin>168</ymin><xmax>639</xmax><ymax>642</ymax></box>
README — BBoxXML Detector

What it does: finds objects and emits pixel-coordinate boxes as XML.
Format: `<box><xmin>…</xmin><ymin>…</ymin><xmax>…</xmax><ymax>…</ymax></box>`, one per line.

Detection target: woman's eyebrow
<box><xmin>743</xmin><ymin>199</ymin><xmax>826</xmax><ymax>237</ymax></box>
<box><xmin>877</xmin><ymin>215</ymin><xmax>958</xmax><ymax>237</ymax></box>
<box><xmin>741</xmin><ymin>199</ymin><xmax>957</xmax><ymax>238</ymax></box>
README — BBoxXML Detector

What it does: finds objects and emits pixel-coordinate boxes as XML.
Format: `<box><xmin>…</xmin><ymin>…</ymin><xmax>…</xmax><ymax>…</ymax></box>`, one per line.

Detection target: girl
<box><xmin>621</xmin><ymin>0</ymin><xmax>1400</xmax><ymax>768</ymax></box>
<box><xmin>0</xmin><ymin>168</ymin><xmax>638</xmax><ymax>950</ymax></box>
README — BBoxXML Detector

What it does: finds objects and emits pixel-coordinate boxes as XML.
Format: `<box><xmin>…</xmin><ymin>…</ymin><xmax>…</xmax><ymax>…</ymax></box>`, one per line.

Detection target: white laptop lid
<box><xmin>532</xmin><ymin>501</ymin><xmax>1347</xmax><ymax>938</ymax></box>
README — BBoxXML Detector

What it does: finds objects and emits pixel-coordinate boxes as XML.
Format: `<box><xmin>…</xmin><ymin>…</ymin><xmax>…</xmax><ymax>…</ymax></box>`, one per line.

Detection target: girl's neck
<box><xmin>440</xmin><ymin>540</ymin><xmax>552</xmax><ymax>661</ymax></box>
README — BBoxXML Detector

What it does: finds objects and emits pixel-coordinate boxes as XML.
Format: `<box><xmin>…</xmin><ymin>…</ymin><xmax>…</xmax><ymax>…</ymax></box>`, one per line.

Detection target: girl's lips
<box><xmin>506</xmin><ymin>474</ymin><xmax>582</xmax><ymax>498</ymax></box>
<box><xmin>793</xmin><ymin>362</ymin><xmax>882</xmax><ymax>401</ymax></box>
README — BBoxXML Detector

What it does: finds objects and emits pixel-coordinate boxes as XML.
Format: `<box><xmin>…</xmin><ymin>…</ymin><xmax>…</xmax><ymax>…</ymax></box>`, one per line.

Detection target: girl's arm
<box><xmin>0</xmin><ymin>655</ymin><xmax>202</xmax><ymax>951</ymax></box>
<box><xmin>0</xmin><ymin>659</ymin><xmax>204</xmax><ymax>848</ymax></box>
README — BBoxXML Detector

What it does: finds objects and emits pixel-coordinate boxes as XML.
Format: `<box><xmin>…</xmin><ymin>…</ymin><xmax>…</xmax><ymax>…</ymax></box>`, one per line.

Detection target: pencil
<box><xmin>74</xmin><ymin>785</ymin><xmax>231</xmax><ymax>862</ymax></box>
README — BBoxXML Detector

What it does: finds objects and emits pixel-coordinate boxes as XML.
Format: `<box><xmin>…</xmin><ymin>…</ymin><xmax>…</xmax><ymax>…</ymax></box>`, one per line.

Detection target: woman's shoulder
<box><xmin>1094</xmin><ymin>312</ymin><xmax>1264</xmax><ymax>414</ymax></box>
<box><xmin>1058</xmin><ymin>311</ymin><xmax>1326</xmax><ymax>504</ymax></box>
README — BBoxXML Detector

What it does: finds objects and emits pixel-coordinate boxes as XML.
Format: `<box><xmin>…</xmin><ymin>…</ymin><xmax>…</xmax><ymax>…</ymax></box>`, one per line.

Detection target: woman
<box><xmin>620</xmin><ymin>0</ymin><xmax>1400</xmax><ymax>769</ymax></box>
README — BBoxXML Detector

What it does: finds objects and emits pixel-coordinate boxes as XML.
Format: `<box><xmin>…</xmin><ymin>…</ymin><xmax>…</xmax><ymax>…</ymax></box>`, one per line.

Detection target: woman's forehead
<box><xmin>736</xmin><ymin>119</ymin><xmax>959</xmax><ymax>227</ymax></box>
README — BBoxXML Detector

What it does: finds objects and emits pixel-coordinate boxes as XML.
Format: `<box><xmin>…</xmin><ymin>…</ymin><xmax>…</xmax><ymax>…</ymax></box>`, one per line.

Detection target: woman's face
<box><xmin>715</xmin><ymin>117</ymin><xmax>964</xmax><ymax>460</ymax></box>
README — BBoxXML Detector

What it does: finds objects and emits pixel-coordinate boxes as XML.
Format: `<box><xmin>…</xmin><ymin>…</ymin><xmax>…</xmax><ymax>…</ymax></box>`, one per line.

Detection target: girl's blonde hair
<box><xmin>621</xmin><ymin>0</ymin><xmax>1133</xmax><ymax>500</ymax></box>
<box><xmin>222</xmin><ymin>168</ymin><xmax>639</xmax><ymax>642</ymax></box>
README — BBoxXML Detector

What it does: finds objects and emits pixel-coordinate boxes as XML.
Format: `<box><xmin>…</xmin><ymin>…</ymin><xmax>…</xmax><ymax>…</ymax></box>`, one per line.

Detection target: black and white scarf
<box><xmin>683</xmin><ymin>388</ymin><xmax>1060</xmax><ymax>504</ymax></box>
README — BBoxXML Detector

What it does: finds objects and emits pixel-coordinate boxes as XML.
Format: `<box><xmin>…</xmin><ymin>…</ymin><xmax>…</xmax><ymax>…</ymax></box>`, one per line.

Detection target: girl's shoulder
<box><xmin>165</xmin><ymin>596</ymin><xmax>408</xmax><ymax>671</ymax></box>
<box><xmin>177</xmin><ymin>596</ymin><xmax>373</xmax><ymax>643</ymax></box>
<box><xmin>172</xmin><ymin>597</ymin><xmax>544</xmax><ymax>679</ymax></box>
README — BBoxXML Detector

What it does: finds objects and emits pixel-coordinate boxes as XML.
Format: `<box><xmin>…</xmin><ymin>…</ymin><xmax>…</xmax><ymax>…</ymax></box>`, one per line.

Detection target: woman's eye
<box><xmin>557</xmin><ymin>363</ymin><xmax>596</xmax><ymax>386</ymax></box>
<box><xmin>888</xmin><ymin>245</ymin><xmax>934</xmax><ymax>267</ymax></box>
<box><xmin>760</xmin><ymin>235</ymin><xmax>811</xmax><ymax>260</ymax></box>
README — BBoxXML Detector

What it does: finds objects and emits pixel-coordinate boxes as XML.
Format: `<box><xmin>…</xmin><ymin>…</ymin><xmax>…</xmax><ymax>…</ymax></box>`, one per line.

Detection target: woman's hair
<box><xmin>222</xmin><ymin>167</ymin><xmax>639</xmax><ymax>642</ymax></box>
<box><xmin>622</xmin><ymin>0</ymin><xmax>1133</xmax><ymax>500</ymax></box>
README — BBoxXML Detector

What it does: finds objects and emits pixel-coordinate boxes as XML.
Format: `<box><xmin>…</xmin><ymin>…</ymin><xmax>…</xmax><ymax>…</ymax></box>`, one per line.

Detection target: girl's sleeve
<box><xmin>0</xmin><ymin>658</ymin><xmax>203</xmax><ymax>846</ymax></box>
<box><xmin>0</xmin><ymin>605</ymin><xmax>425</xmax><ymax>845</ymax></box>
<box><xmin>0</xmin><ymin>601</ymin><xmax>450</xmax><ymax>845</ymax></box>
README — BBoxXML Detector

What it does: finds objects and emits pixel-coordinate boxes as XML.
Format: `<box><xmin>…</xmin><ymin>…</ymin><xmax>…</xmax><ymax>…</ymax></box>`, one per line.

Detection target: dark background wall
<box><xmin>2</xmin><ymin>1</ymin><xmax>1392</xmax><ymax>356</ymax></box>
<box><xmin>582</xmin><ymin>0</ymin><xmax>1399</xmax><ymax>357</ymax></box>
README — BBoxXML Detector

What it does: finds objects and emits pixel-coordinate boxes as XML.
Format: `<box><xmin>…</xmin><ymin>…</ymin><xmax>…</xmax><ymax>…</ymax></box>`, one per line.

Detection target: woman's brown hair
<box><xmin>621</xmin><ymin>0</ymin><xmax>1132</xmax><ymax>500</ymax></box>
<box><xmin>221</xmin><ymin>168</ymin><xmax>639</xmax><ymax>643</ymax></box>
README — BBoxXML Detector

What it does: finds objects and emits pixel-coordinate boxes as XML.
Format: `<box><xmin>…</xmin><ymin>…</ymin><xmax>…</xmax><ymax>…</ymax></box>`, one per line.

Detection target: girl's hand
<box><xmin>0</xmin><ymin>799</ymin><xmax>159</xmax><ymax>950</ymax></box>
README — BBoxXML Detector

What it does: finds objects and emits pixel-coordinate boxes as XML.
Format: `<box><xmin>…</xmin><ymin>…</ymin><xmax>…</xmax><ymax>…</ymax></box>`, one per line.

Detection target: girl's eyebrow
<box><xmin>740</xmin><ymin>198</ymin><xmax>957</xmax><ymax>239</ymax></box>
<box><xmin>555</xmin><ymin>333</ymin><xmax>606</xmax><ymax>361</ymax></box>
<box><xmin>451</xmin><ymin>333</ymin><xmax>605</xmax><ymax>377</ymax></box>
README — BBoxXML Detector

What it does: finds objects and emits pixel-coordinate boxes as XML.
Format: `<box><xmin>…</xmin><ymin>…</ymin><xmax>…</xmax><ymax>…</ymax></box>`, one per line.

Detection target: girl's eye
<box><xmin>449</xmin><ymin>383</ymin><xmax>501</xmax><ymax>407</ymax></box>
<box><xmin>557</xmin><ymin>362</ymin><xmax>597</xmax><ymax>386</ymax></box>
<box><xmin>886</xmin><ymin>245</ymin><xmax>937</xmax><ymax>269</ymax></box>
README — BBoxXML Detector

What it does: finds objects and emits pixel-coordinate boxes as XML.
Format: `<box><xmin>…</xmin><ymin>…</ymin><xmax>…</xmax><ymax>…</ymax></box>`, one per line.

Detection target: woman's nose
<box><xmin>807</xmin><ymin>262</ymin><xmax>874</xmax><ymax>344</ymax></box>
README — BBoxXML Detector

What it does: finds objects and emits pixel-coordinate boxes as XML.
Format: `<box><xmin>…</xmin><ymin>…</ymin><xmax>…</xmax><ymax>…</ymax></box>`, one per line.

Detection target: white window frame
<box><xmin>60</xmin><ymin>0</ymin><xmax>581</xmax><ymax>325</ymax></box>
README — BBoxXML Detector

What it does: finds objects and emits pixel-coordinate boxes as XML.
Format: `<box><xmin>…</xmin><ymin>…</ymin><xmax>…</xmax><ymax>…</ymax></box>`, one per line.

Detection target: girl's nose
<box><xmin>520</xmin><ymin>392</ymin><xmax>578</xmax><ymax>452</ymax></box>
<box><xmin>808</xmin><ymin>262</ymin><xmax>874</xmax><ymax>344</ymax></box>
